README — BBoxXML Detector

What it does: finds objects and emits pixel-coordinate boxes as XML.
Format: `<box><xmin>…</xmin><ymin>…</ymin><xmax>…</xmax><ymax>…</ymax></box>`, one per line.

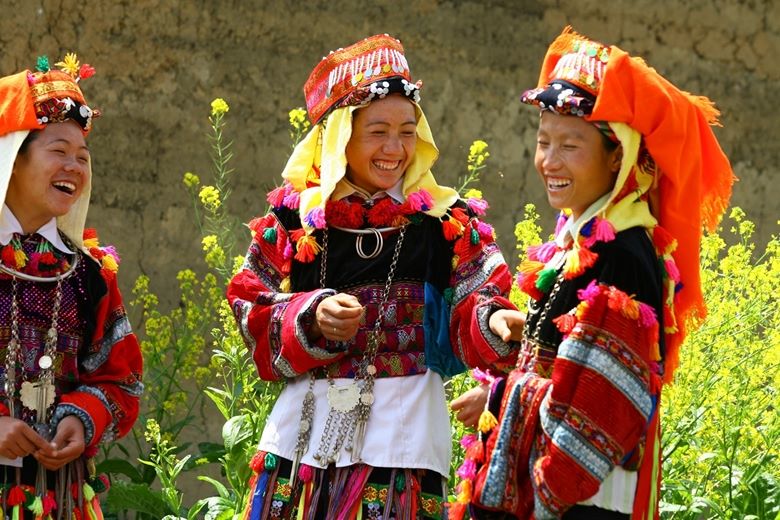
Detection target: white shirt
<box><xmin>0</xmin><ymin>205</ymin><xmax>74</xmax><ymax>254</ymax></box>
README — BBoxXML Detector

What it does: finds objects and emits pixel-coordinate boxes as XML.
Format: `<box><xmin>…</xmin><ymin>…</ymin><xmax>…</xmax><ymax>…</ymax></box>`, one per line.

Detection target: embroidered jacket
<box><xmin>227</xmin><ymin>200</ymin><xmax>516</xmax><ymax>382</ymax></box>
<box><xmin>469</xmin><ymin>227</ymin><xmax>664</xmax><ymax>519</ymax></box>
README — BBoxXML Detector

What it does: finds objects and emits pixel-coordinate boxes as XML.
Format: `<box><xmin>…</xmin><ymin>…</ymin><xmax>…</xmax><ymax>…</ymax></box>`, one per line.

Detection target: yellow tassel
<box><xmin>456</xmin><ymin>479</ymin><xmax>472</xmax><ymax>502</ymax></box>
<box><xmin>563</xmin><ymin>250</ymin><xmax>581</xmax><ymax>277</ymax></box>
<box><xmin>101</xmin><ymin>254</ymin><xmax>118</xmax><ymax>272</ymax></box>
<box><xmin>82</xmin><ymin>238</ymin><xmax>99</xmax><ymax>248</ymax></box>
<box><xmin>451</xmin><ymin>254</ymin><xmax>459</xmax><ymax>269</ymax></box>
<box><xmin>280</xmin><ymin>276</ymin><xmax>291</xmax><ymax>293</ymax></box>
<box><xmin>478</xmin><ymin>410</ymin><xmax>497</xmax><ymax>433</ymax></box>
<box><xmin>13</xmin><ymin>248</ymin><xmax>27</xmax><ymax>268</ymax></box>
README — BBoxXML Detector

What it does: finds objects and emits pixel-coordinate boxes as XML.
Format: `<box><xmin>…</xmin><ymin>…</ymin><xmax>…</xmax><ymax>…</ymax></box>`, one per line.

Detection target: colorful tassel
<box><xmin>282</xmin><ymin>190</ymin><xmax>300</xmax><ymax>209</ymax></box>
<box><xmin>456</xmin><ymin>458</ymin><xmax>477</xmax><ymax>479</ymax></box>
<box><xmin>298</xmin><ymin>463</ymin><xmax>314</xmax><ymax>483</ymax></box>
<box><xmin>577</xmin><ymin>279</ymin><xmax>601</xmax><ymax>303</ymax></box>
<box><xmin>13</xmin><ymin>247</ymin><xmax>27</xmax><ymax>268</ymax></box>
<box><xmin>553</xmin><ymin>312</ymin><xmax>577</xmax><ymax>334</ymax></box>
<box><xmin>664</xmin><ymin>258</ymin><xmax>681</xmax><ymax>283</ymax></box>
<box><xmin>442</xmin><ymin>218</ymin><xmax>464</xmax><ymax>241</ymax></box>
<box><xmin>2</xmin><ymin>244</ymin><xmax>16</xmax><ymax>267</ymax></box>
<box><xmin>477</xmin><ymin>409</ymin><xmax>497</xmax><ymax>433</ymax></box>
<box><xmin>7</xmin><ymin>486</ymin><xmax>26</xmax><ymax>507</ymax></box>
<box><xmin>262</xmin><ymin>227</ymin><xmax>277</xmax><ymax>244</ymax></box>
<box><xmin>406</xmin><ymin>189</ymin><xmax>433</xmax><ymax>211</ymax></box>
<box><xmin>100</xmin><ymin>254</ymin><xmax>118</xmax><ymax>272</ymax></box>
<box><xmin>527</xmin><ymin>241</ymin><xmax>557</xmax><ymax>263</ymax></box>
<box><xmin>593</xmin><ymin>216</ymin><xmax>616</xmax><ymax>243</ymax></box>
<box><xmin>266</xmin><ymin>185</ymin><xmax>286</xmax><ymax>208</ymax></box>
<box><xmin>476</xmin><ymin>220</ymin><xmax>494</xmax><ymax>239</ymax></box>
<box><xmin>466</xmin><ymin>197</ymin><xmax>489</xmax><ymax>215</ymax></box>
<box><xmin>534</xmin><ymin>267</ymin><xmax>558</xmax><ymax>293</ymax></box>
<box><xmin>638</xmin><ymin>303</ymin><xmax>658</xmax><ymax>328</ymax></box>
<box><xmin>459</xmin><ymin>433</ymin><xmax>477</xmax><ymax>449</ymax></box>
<box><xmin>465</xmin><ymin>438</ymin><xmax>485</xmax><ymax>463</ymax></box>
<box><xmin>470</xmin><ymin>227</ymin><xmax>480</xmax><ymax>245</ymax></box>
<box><xmin>279</xmin><ymin>277</ymin><xmax>291</xmax><ymax>293</ymax></box>
<box><xmin>652</xmin><ymin>225</ymin><xmax>677</xmax><ymax>255</ymax></box>
<box><xmin>28</xmin><ymin>495</ymin><xmax>43</xmax><ymax>517</ymax></box>
<box><xmin>294</xmin><ymin>234</ymin><xmax>321</xmax><ymax>263</ymax></box>
<box><xmin>303</xmin><ymin>207</ymin><xmax>327</xmax><ymax>229</ymax></box>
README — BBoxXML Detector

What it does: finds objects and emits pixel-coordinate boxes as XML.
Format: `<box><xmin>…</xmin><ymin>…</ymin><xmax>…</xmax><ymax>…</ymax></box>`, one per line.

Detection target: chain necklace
<box><xmin>2</xmin><ymin>250</ymin><xmax>78</xmax><ymax>429</ymax></box>
<box><xmin>290</xmin><ymin>225</ymin><xmax>406</xmax><ymax>483</ymax></box>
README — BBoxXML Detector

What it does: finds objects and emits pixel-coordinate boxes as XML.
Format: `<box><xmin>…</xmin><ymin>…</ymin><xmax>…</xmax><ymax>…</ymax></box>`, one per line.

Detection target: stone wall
<box><xmin>1</xmin><ymin>0</ymin><xmax>777</xmax><ymax>306</ymax></box>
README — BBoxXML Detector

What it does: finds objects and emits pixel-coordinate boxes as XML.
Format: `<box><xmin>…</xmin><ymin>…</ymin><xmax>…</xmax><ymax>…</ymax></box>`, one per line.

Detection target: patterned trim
<box><xmin>480</xmin><ymin>372</ymin><xmax>535</xmax><ymax>507</ymax></box>
<box><xmin>235</xmin><ymin>300</ymin><xmax>257</xmax><ymax>353</ymax></box>
<box><xmin>557</xmin><ymin>336</ymin><xmax>653</xmax><ymax>419</ymax></box>
<box><xmin>539</xmin><ymin>390</ymin><xmax>613</xmax><ymax>480</ymax></box>
<box><xmin>51</xmin><ymin>403</ymin><xmax>95</xmax><ymax>445</ymax></box>
<box><xmin>83</xmin><ymin>315</ymin><xmax>132</xmax><ymax>372</ymax></box>
<box><xmin>452</xmin><ymin>246</ymin><xmax>505</xmax><ymax>305</ymax></box>
<box><xmin>477</xmin><ymin>301</ymin><xmax>514</xmax><ymax>358</ymax></box>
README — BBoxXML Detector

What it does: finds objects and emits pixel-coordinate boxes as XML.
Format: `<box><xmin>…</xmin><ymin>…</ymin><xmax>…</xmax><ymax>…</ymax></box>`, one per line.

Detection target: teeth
<box><xmin>547</xmin><ymin>178</ymin><xmax>571</xmax><ymax>189</ymax></box>
<box><xmin>52</xmin><ymin>181</ymin><xmax>76</xmax><ymax>194</ymax></box>
<box><xmin>373</xmin><ymin>160</ymin><xmax>401</xmax><ymax>171</ymax></box>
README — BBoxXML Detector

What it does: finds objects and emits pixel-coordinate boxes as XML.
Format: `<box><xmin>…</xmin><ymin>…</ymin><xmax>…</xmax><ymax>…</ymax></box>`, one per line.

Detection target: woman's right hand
<box><xmin>489</xmin><ymin>309</ymin><xmax>526</xmax><ymax>342</ymax></box>
<box><xmin>0</xmin><ymin>416</ymin><xmax>52</xmax><ymax>460</ymax></box>
<box><xmin>311</xmin><ymin>293</ymin><xmax>364</xmax><ymax>342</ymax></box>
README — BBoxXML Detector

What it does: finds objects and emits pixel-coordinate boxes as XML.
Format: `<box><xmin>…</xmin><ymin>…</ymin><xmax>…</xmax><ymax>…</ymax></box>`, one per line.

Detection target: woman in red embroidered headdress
<box><xmin>0</xmin><ymin>55</ymin><xmax>143</xmax><ymax>518</ymax></box>
<box><xmin>227</xmin><ymin>34</ymin><xmax>517</xmax><ymax>519</ymax></box>
<box><xmin>449</xmin><ymin>27</ymin><xmax>734</xmax><ymax>519</ymax></box>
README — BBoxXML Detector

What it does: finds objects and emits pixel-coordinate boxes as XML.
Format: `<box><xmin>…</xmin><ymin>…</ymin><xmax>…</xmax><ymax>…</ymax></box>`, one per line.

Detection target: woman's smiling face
<box><xmin>7</xmin><ymin>120</ymin><xmax>90</xmax><ymax>233</ymax></box>
<box><xmin>344</xmin><ymin>94</ymin><xmax>417</xmax><ymax>195</ymax></box>
<box><xmin>534</xmin><ymin>111</ymin><xmax>621</xmax><ymax>219</ymax></box>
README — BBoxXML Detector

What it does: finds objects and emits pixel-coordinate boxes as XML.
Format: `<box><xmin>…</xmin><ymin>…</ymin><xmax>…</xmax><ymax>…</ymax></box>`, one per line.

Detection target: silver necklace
<box><xmin>290</xmin><ymin>225</ymin><xmax>407</xmax><ymax>483</ymax></box>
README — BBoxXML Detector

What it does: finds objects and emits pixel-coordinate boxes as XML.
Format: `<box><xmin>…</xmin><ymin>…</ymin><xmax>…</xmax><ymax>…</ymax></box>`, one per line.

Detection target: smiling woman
<box><xmin>0</xmin><ymin>55</ymin><xmax>142</xmax><ymax>518</ymax></box>
<box><xmin>227</xmin><ymin>34</ymin><xmax>516</xmax><ymax>519</ymax></box>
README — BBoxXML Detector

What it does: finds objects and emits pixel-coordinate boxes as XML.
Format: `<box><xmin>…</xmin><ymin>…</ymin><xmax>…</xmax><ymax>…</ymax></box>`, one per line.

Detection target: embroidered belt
<box><xmin>315</xmin><ymin>351</ymin><xmax>427</xmax><ymax>379</ymax></box>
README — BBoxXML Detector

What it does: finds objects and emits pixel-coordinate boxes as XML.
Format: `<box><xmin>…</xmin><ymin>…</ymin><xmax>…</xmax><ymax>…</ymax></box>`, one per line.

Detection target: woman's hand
<box><xmin>311</xmin><ymin>293</ymin><xmax>364</xmax><ymax>342</ymax></box>
<box><xmin>34</xmin><ymin>415</ymin><xmax>85</xmax><ymax>471</ymax></box>
<box><xmin>0</xmin><ymin>416</ymin><xmax>51</xmax><ymax>460</ymax></box>
<box><xmin>450</xmin><ymin>384</ymin><xmax>489</xmax><ymax>428</ymax></box>
<box><xmin>489</xmin><ymin>309</ymin><xmax>526</xmax><ymax>342</ymax></box>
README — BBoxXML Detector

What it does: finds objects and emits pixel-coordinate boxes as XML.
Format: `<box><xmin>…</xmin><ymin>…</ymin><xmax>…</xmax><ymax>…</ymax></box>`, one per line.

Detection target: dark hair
<box><xmin>17</xmin><ymin>130</ymin><xmax>41</xmax><ymax>155</ymax></box>
<box><xmin>601</xmin><ymin>133</ymin><xmax>619</xmax><ymax>152</ymax></box>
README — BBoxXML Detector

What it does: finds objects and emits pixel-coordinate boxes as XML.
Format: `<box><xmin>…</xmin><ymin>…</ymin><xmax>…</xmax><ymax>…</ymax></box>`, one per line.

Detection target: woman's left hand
<box><xmin>34</xmin><ymin>415</ymin><xmax>86</xmax><ymax>470</ymax></box>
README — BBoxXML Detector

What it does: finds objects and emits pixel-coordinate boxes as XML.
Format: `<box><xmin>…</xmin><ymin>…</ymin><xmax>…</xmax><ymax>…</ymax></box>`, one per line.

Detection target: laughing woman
<box><xmin>227</xmin><ymin>35</ymin><xmax>517</xmax><ymax>519</ymax></box>
<box><xmin>0</xmin><ymin>56</ymin><xmax>143</xmax><ymax>518</ymax></box>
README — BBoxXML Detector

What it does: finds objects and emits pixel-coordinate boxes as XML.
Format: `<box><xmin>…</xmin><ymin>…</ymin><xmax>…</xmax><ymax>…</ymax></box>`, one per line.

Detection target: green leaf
<box><xmin>197</xmin><ymin>476</ymin><xmax>231</xmax><ymax>499</ymax></box>
<box><xmin>222</xmin><ymin>414</ymin><xmax>253</xmax><ymax>451</ymax></box>
<box><xmin>104</xmin><ymin>481</ymin><xmax>172</xmax><ymax>517</ymax></box>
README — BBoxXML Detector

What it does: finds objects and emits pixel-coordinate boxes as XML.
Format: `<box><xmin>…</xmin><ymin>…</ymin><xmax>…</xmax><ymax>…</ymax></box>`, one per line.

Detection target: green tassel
<box><xmin>264</xmin><ymin>452</ymin><xmax>277</xmax><ymax>470</ymax></box>
<box><xmin>35</xmin><ymin>56</ymin><xmax>50</xmax><ymax>73</ymax></box>
<box><xmin>262</xmin><ymin>226</ymin><xmax>277</xmax><ymax>243</ymax></box>
<box><xmin>443</xmin><ymin>287</ymin><xmax>454</xmax><ymax>304</ymax></box>
<box><xmin>470</xmin><ymin>228</ymin><xmax>480</xmax><ymax>245</ymax></box>
<box><xmin>535</xmin><ymin>267</ymin><xmax>558</xmax><ymax>293</ymax></box>
<box><xmin>28</xmin><ymin>496</ymin><xmax>43</xmax><ymax>515</ymax></box>
<box><xmin>395</xmin><ymin>472</ymin><xmax>406</xmax><ymax>492</ymax></box>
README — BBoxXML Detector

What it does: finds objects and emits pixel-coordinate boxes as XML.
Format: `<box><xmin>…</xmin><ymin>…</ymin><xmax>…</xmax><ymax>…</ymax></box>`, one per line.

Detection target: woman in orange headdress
<box><xmin>0</xmin><ymin>55</ymin><xmax>143</xmax><ymax>518</ymax></box>
<box><xmin>450</xmin><ymin>27</ymin><xmax>734</xmax><ymax>519</ymax></box>
<box><xmin>227</xmin><ymin>35</ymin><xmax>518</xmax><ymax>519</ymax></box>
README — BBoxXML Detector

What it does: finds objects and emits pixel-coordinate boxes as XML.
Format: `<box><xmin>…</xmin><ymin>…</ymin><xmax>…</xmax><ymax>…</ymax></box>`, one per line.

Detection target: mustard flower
<box><xmin>464</xmin><ymin>189</ymin><xmax>483</xmax><ymax>200</ymax></box>
<box><xmin>199</xmin><ymin>185</ymin><xmax>221</xmax><ymax>211</ymax></box>
<box><xmin>183</xmin><ymin>172</ymin><xmax>200</xmax><ymax>188</ymax></box>
<box><xmin>211</xmin><ymin>98</ymin><xmax>230</xmax><ymax>116</ymax></box>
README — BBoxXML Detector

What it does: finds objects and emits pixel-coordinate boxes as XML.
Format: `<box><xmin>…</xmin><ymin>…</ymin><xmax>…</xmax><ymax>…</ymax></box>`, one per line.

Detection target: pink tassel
<box><xmin>303</xmin><ymin>207</ymin><xmax>326</xmax><ymax>229</ymax></box>
<box><xmin>638</xmin><ymin>302</ymin><xmax>658</xmax><ymax>328</ymax></box>
<box><xmin>282</xmin><ymin>240</ymin><xmax>293</xmax><ymax>260</ymax></box>
<box><xmin>664</xmin><ymin>258</ymin><xmax>681</xmax><ymax>283</ymax></box>
<box><xmin>527</xmin><ymin>241</ymin><xmax>557</xmax><ymax>263</ymax></box>
<box><xmin>266</xmin><ymin>185</ymin><xmax>286</xmax><ymax>208</ymax></box>
<box><xmin>577</xmin><ymin>279</ymin><xmax>602</xmax><ymax>304</ymax></box>
<box><xmin>555</xmin><ymin>211</ymin><xmax>569</xmax><ymax>235</ymax></box>
<box><xmin>282</xmin><ymin>191</ymin><xmax>300</xmax><ymax>209</ymax></box>
<box><xmin>407</xmin><ymin>189</ymin><xmax>434</xmax><ymax>211</ymax></box>
<box><xmin>459</xmin><ymin>433</ymin><xmax>477</xmax><ymax>449</ymax></box>
<box><xmin>476</xmin><ymin>220</ymin><xmax>494</xmax><ymax>239</ymax></box>
<box><xmin>466</xmin><ymin>197</ymin><xmax>489</xmax><ymax>215</ymax></box>
<box><xmin>593</xmin><ymin>217</ymin><xmax>616</xmax><ymax>243</ymax></box>
<box><xmin>456</xmin><ymin>458</ymin><xmax>477</xmax><ymax>479</ymax></box>
<box><xmin>298</xmin><ymin>463</ymin><xmax>314</xmax><ymax>483</ymax></box>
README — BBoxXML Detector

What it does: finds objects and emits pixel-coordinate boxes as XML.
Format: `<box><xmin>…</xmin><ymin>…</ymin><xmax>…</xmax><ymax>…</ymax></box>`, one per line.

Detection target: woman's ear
<box><xmin>610</xmin><ymin>145</ymin><xmax>623</xmax><ymax>174</ymax></box>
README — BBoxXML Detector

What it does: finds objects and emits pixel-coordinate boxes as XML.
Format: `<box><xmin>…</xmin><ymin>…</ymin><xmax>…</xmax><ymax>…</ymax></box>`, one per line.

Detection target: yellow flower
<box><xmin>211</xmin><ymin>98</ymin><xmax>230</xmax><ymax>116</ymax></box>
<box><xmin>199</xmin><ymin>185</ymin><xmax>221</xmax><ymax>211</ymax></box>
<box><xmin>464</xmin><ymin>189</ymin><xmax>483</xmax><ymax>200</ymax></box>
<box><xmin>201</xmin><ymin>235</ymin><xmax>218</xmax><ymax>251</ymax></box>
<box><xmin>55</xmin><ymin>53</ymin><xmax>80</xmax><ymax>76</ymax></box>
<box><xmin>469</xmin><ymin>140</ymin><xmax>489</xmax><ymax>157</ymax></box>
<box><xmin>288</xmin><ymin>108</ymin><xmax>307</xmax><ymax>127</ymax></box>
<box><xmin>183</xmin><ymin>172</ymin><xmax>200</xmax><ymax>188</ymax></box>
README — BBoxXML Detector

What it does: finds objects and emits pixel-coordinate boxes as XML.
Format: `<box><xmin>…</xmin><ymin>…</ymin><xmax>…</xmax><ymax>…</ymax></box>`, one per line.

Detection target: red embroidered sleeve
<box><xmin>531</xmin><ymin>282</ymin><xmax>661</xmax><ymax>517</ymax></box>
<box><xmin>449</xmin><ymin>216</ymin><xmax>517</xmax><ymax>372</ymax></box>
<box><xmin>227</xmin><ymin>213</ymin><xmax>343</xmax><ymax>381</ymax></box>
<box><xmin>55</xmin><ymin>267</ymin><xmax>143</xmax><ymax>448</ymax></box>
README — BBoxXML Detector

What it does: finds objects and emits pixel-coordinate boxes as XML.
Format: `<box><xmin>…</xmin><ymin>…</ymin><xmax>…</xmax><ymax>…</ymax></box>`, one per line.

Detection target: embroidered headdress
<box><xmin>0</xmin><ymin>53</ymin><xmax>100</xmax><ymax>250</ymax></box>
<box><xmin>268</xmin><ymin>35</ymin><xmax>459</xmax><ymax>261</ymax></box>
<box><xmin>518</xmin><ymin>27</ymin><xmax>735</xmax><ymax>383</ymax></box>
